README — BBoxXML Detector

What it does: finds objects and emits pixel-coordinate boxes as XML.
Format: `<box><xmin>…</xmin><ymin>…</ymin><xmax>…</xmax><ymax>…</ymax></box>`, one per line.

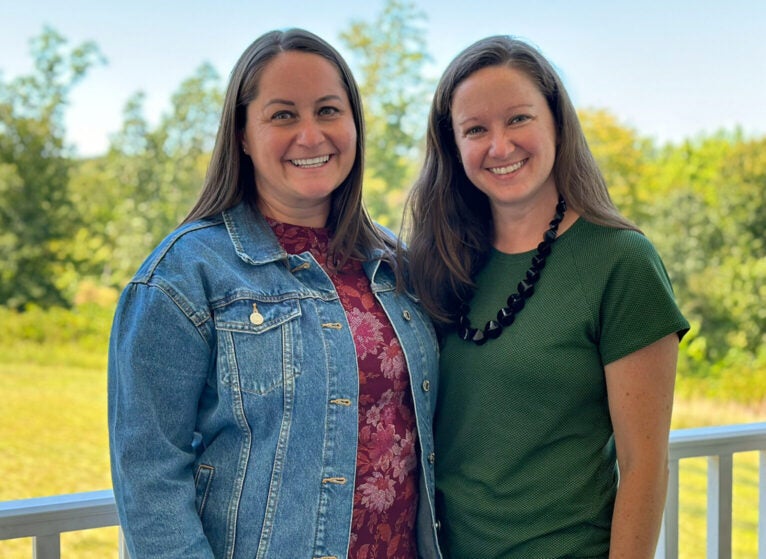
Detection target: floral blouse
<box><xmin>268</xmin><ymin>219</ymin><xmax>418</xmax><ymax>558</ymax></box>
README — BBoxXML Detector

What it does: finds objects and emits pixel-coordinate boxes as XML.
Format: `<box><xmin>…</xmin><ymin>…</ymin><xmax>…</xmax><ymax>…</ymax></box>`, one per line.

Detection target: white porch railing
<box><xmin>1</xmin><ymin>422</ymin><xmax>765</xmax><ymax>559</ymax></box>
<box><xmin>656</xmin><ymin>421</ymin><xmax>766</xmax><ymax>559</ymax></box>
<box><xmin>0</xmin><ymin>490</ymin><xmax>128</xmax><ymax>559</ymax></box>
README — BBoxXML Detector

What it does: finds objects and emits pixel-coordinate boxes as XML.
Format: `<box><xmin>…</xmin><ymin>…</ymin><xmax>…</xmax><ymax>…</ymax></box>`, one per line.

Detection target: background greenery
<box><xmin>1</xmin><ymin>0</ymin><xmax>763</xmax><ymax>557</ymax></box>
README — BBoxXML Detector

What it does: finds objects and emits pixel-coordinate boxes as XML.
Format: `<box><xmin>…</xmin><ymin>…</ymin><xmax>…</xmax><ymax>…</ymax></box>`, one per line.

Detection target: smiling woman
<box><xmin>403</xmin><ymin>35</ymin><xmax>690</xmax><ymax>559</ymax></box>
<box><xmin>107</xmin><ymin>28</ymin><xmax>442</xmax><ymax>559</ymax></box>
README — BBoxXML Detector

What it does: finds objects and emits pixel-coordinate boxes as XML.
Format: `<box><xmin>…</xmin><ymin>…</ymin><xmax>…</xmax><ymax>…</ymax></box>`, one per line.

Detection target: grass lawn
<box><xmin>1</xmin><ymin>364</ymin><xmax>763</xmax><ymax>558</ymax></box>
<box><xmin>0</xmin><ymin>363</ymin><xmax>116</xmax><ymax>558</ymax></box>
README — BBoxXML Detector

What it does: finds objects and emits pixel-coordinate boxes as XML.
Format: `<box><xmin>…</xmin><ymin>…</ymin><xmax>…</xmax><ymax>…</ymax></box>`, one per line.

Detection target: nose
<box><xmin>297</xmin><ymin>118</ymin><xmax>324</xmax><ymax>147</ymax></box>
<box><xmin>488</xmin><ymin>129</ymin><xmax>514</xmax><ymax>159</ymax></box>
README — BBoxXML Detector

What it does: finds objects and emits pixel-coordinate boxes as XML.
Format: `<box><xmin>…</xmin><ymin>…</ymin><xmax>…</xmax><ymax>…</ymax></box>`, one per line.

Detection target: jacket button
<box><xmin>428</xmin><ymin>452</ymin><xmax>435</xmax><ymax>464</ymax></box>
<box><xmin>291</xmin><ymin>262</ymin><xmax>311</xmax><ymax>273</ymax></box>
<box><xmin>402</xmin><ymin>310</ymin><xmax>412</xmax><ymax>320</ymax></box>
<box><xmin>422</xmin><ymin>379</ymin><xmax>430</xmax><ymax>392</ymax></box>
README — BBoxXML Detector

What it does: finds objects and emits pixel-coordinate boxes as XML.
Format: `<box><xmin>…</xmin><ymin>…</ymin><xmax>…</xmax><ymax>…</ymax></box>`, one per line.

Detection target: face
<box><xmin>242</xmin><ymin>50</ymin><xmax>357</xmax><ymax>225</ymax></box>
<box><xmin>450</xmin><ymin>64</ymin><xmax>558</xmax><ymax>213</ymax></box>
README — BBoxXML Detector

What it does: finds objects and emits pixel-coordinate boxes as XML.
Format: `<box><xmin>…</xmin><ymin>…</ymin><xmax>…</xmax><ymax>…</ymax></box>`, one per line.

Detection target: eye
<box><xmin>464</xmin><ymin>125</ymin><xmax>486</xmax><ymax>137</ymax></box>
<box><xmin>271</xmin><ymin>110</ymin><xmax>294</xmax><ymax>121</ymax></box>
<box><xmin>510</xmin><ymin>114</ymin><xmax>531</xmax><ymax>125</ymax></box>
<box><xmin>318</xmin><ymin>106</ymin><xmax>341</xmax><ymax>117</ymax></box>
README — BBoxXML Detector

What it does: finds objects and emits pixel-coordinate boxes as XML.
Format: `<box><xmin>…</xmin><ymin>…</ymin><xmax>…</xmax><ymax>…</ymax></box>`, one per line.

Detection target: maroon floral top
<box><xmin>267</xmin><ymin>218</ymin><xmax>418</xmax><ymax>558</ymax></box>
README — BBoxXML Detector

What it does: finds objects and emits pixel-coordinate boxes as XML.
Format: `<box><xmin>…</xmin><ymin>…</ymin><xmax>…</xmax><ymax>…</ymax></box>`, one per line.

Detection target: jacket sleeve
<box><xmin>108</xmin><ymin>282</ymin><xmax>216</xmax><ymax>558</ymax></box>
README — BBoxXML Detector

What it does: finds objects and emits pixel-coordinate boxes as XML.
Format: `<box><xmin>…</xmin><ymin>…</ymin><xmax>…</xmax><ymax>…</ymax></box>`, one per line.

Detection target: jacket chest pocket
<box><xmin>214</xmin><ymin>298</ymin><xmax>303</xmax><ymax>395</ymax></box>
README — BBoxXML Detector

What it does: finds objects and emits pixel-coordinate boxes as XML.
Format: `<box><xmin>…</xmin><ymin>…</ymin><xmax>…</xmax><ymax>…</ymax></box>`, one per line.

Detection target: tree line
<box><xmin>1</xmin><ymin>1</ymin><xmax>764</xmax><ymax>387</ymax></box>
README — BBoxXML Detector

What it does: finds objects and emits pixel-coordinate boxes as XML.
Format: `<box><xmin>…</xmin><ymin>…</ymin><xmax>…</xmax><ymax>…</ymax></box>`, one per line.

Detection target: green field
<box><xmin>1</xmin><ymin>363</ymin><xmax>763</xmax><ymax>558</ymax></box>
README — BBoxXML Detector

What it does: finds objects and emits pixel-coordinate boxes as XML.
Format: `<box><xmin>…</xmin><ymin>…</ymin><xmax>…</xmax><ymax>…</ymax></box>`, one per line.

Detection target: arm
<box><xmin>108</xmin><ymin>283</ymin><xmax>215</xmax><ymax>558</ymax></box>
<box><xmin>605</xmin><ymin>333</ymin><xmax>679</xmax><ymax>559</ymax></box>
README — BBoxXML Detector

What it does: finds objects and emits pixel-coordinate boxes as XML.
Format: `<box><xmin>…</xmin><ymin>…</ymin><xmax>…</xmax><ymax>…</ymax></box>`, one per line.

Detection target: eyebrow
<box><xmin>454</xmin><ymin>103</ymin><xmax>535</xmax><ymax>126</ymax></box>
<box><xmin>263</xmin><ymin>94</ymin><xmax>345</xmax><ymax>108</ymax></box>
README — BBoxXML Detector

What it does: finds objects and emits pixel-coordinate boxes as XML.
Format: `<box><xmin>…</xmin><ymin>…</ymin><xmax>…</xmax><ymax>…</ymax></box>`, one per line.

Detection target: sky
<box><xmin>2</xmin><ymin>0</ymin><xmax>765</xmax><ymax>157</ymax></box>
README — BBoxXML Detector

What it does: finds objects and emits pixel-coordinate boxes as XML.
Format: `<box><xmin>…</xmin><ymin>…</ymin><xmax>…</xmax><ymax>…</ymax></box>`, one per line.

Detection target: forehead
<box><xmin>450</xmin><ymin>65</ymin><xmax>545</xmax><ymax>113</ymax></box>
<box><xmin>452</xmin><ymin>64</ymin><xmax>541</xmax><ymax>108</ymax></box>
<box><xmin>255</xmin><ymin>50</ymin><xmax>347</xmax><ymax>99</ymax></box>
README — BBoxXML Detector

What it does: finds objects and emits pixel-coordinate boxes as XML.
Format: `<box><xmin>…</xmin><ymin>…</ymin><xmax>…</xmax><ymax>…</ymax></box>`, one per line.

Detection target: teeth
<box><xmin>490</xmin><ymin>159</ymin><xmax>526</xmax><ymax>175</ymax></box>
<box><xmin>291</xmin><ymin>155</ymin><xmax>330</xmax><ymax>168</ymax></box>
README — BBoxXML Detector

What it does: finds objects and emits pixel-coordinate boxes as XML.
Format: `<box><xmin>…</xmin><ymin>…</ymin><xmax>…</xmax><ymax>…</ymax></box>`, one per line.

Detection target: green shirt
<box><xmin>434</xmin><ymin>218</ymin><xmax>689</xmax><ymax>559</ymax></box>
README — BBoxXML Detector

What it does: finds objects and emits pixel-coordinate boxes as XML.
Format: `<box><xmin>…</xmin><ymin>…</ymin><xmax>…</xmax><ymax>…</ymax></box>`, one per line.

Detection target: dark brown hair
<box><xmin>402</xmin><ymin>35</ymin><xmax>638</xmax><ymax>326</ymax></box>
<box><xmin>184</xmin><ymin>28</ymin><xmax>393</xmax><ymax>267</ymax></box>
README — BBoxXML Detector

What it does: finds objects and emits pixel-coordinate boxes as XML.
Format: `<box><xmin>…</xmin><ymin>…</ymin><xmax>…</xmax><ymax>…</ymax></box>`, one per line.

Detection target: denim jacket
<box><xmin>108</xmin><ymin>202</ymin><xmax>442</xmax><ymax>559</ymax></box>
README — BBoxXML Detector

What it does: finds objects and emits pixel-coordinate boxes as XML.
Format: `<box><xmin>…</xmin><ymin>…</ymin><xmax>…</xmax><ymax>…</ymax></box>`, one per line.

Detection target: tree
<box><xmin>646</xmin><ymin>132</ymin><xmax>766</xmax><ymax>370</ymax></box>
<box><xmin>339</xmin><ymin>0</ymin><xmax>433</xmax><ymax>226</ymax></box>
<box><xmin>579</xmin><ymin>109</ymin><xmax>655</xmax><ymax>223</ymax></box>
<box><xmin>68</xmin><ymin>63</ymin><xmax>223</xmax><ymax>288</ymax></box>
<box><xmin>0</xmin><ymin>27</ymin><xmax>104</xmax><ymax>308</ymax></box>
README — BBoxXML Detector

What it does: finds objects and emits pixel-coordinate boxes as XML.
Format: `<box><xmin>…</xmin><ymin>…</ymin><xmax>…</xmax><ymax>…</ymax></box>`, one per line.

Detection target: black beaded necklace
<box><xmin>457</xmin><ymin>194</ymin><xmax>567</xmax><ymax>345</ymax></box>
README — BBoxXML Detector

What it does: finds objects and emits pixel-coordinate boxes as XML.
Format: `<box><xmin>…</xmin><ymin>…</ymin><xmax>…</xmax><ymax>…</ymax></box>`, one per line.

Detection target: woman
<box><xmin>109</xmin><ymin>29</ymin><xmax>441</xmax><ymax>559</ymax></box>
<box><xmin>403</xmin><ymin>36</ymin><xmax>689</xmax><ymax>558</ymax></box>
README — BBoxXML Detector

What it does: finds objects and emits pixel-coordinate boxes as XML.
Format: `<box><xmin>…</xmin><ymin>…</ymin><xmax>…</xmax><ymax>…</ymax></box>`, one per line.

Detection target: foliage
<box><xmin>66</xmin><ymin>63</ymin><xmax>223</xmax><ymax>289</ymax></box>
<box><xmin>641</xmin><ymin>133</ymin><xmax>766</xmax><ymax>371</ymax></box>
<box><xmin>0</xmin><ymin>301</ymin><xmax>114</xmax><ymax>369</ymax></box>
<box><xmin>578</xmin><ymin>109</ymin><xmax>656</xmax><ymax>222</ymax></box>
<box><xmin>0</xmin><ymin>27</ymin><xmax>104</xmax><ymax>308</ymax></box>
<box><xmin>340</xmin><ymin>0</ymin><xmax>433</xmax><ymax>227</ymax></box>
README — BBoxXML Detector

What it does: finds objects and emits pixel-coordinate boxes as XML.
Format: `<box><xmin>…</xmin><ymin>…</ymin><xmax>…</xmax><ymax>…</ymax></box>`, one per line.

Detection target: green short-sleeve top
<box><xmin>434</xmin><ymin>218</ymin><xmax>689</xmax><ymax>559</ymax></box>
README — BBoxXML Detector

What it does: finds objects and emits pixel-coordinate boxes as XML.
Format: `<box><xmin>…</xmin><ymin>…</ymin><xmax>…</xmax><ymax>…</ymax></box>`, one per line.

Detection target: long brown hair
<box><xmin>184</xmin><ymin>28</ymin><xmax>393</xmax><ymax>267</ymax></box>
<box><xmin>402</xmin><ymin>35</ymin><xmax>638</xmax><ymax>326</ymax></box>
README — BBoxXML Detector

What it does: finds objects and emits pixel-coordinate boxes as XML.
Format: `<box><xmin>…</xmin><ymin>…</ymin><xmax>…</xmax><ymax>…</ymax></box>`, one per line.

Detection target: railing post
<box><xmin>760</xmin><ymin>450</ymin><xmax>765</xmax><ymax>559</ymax></box>
<box><xmin>707</xmin><ymin>453</ymin><xmax>733</xmax><ymax>559</ymax></box>
<box><xmin>658</xmin><ymin>457</ymin><xmax>680</xmax><ymax>559</ymax></box>
<box><xmin>32</xmin><ymin>534</ymin><xmax>60</xmax><ymax>559</ymax></box>
<box><xmin>119</xmin><ymin>527</ymin><xmax>131</xmax><ymax>559</ymax></box>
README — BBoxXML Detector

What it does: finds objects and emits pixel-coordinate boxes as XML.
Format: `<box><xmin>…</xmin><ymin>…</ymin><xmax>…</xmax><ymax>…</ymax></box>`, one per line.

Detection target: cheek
<box><xmin>247</xmin><ymin>127</ymin><xmax>276</xmax><ymax>161</ymax></box>
<box><xmin>456</xmin><ymin>142</ymin><xmax>480</xmax><ymax>172</ymax></box>
<box><xmin>334</xmin><ymin>125</ymin><xmax>358</xmax><ymax>173</ymax></box>
<box><xmin>345</xmin><ymin>123</ymin><xmax>358</xmax><ymax>151</ymax></box>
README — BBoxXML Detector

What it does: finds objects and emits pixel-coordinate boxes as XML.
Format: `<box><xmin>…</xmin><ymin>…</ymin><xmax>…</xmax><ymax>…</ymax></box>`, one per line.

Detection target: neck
<box><xmin>257</xmin><ymin>198</ymin><xmax>330</xmax><ymax>228</ymax></box>
<box><xmin>492</xmin><ymin>194</ymin><xmax>579</xmax><ymax>254</ymax></box>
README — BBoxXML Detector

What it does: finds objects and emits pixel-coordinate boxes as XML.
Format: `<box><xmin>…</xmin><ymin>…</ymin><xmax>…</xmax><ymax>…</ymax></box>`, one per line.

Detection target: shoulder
<box><xmin>132</xmin><ymin>214</ymin><xmax>228</xmax><ymax>283</ymax></box>
<box><xmin>559</xmin><ymin>218</ymin><xmax>678</xmax><ymax>306</ymax></box>
<box><xmin>571</xmin><ymin>218</ymin><xmax>654</xmax><ymax>251</ymax></box>
<box><xmin>565</xmin><ymin>218</ymin><xmax>665</xmax><ymax>269</ymax></box>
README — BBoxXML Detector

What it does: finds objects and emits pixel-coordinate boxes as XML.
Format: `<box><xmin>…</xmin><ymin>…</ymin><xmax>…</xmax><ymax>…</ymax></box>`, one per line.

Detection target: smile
<box><xmin>290</xmin><ymin>155</ymin><xmax>331</xmax><ymax>168</ymax></box>
<box><xmin>489</xmin><ymin>159</ymin><xmax>527</xmax><ymax>175</ymax></box>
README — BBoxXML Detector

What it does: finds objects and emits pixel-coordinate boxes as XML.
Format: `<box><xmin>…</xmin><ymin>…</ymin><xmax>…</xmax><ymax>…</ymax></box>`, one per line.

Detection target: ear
<box><xmin>239</xmin><ymin>129</ymin><xmax>250</xmax><ymax>155</ymax></box>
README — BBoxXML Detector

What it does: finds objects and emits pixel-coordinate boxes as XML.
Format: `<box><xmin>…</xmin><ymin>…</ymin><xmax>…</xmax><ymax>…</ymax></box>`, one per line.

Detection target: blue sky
<box><xmin>3</xmin><ymin>0</ymin><xmax>765</xmax><ymax>156</ymax></box>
